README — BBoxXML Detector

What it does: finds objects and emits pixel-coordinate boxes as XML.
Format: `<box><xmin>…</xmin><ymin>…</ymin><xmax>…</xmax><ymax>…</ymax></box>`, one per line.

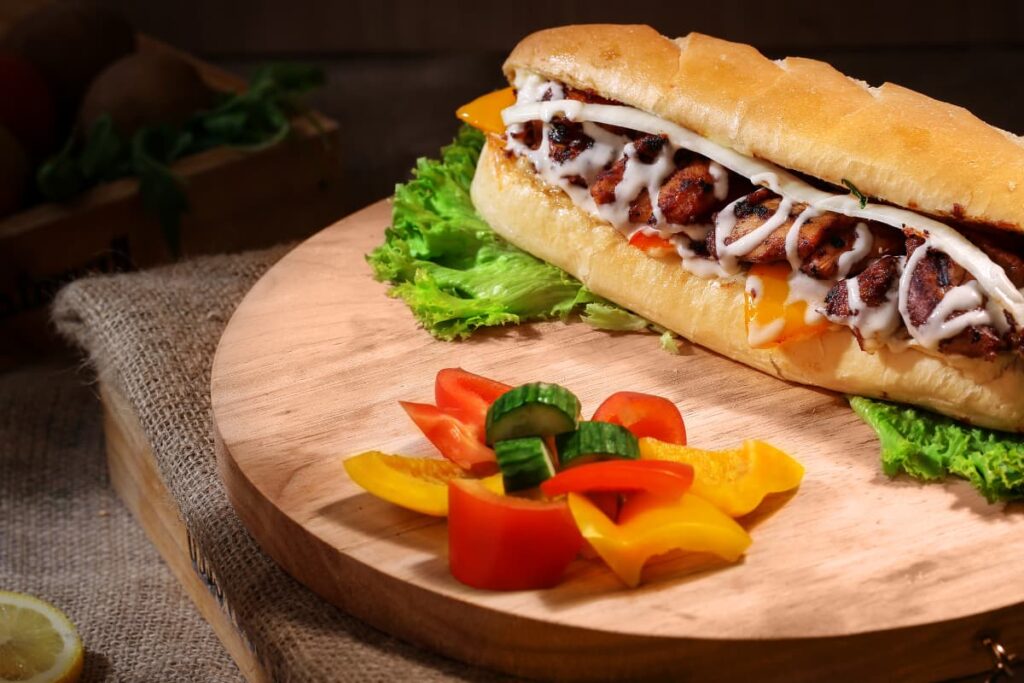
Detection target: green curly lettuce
<box><xmin>849</xmin><ymin>396</ymin><xmax>1024</xmax><ymax>502</ymax></box>
<box><xmin>367</xmin><ymin>126</ymin><xmax>665</xmax><ymax>342</ymax></box>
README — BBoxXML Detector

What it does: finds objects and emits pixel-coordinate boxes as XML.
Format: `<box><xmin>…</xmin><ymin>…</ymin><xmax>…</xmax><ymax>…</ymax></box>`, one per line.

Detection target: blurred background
<box><xmin>99</xmin><ymin>0</ymin><xmax>1024</xmax><ymax>212</ymax></box>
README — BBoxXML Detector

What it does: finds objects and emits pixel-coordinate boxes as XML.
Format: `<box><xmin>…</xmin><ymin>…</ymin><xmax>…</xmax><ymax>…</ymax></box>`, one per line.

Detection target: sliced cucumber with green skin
<box><xmin>494</xmin><ymin>437</ymin><xmax>556</xmax><ymax>492</ymax></box>
<box><xmin>485</xmin><ymin>382</ymin><xmax>580</xmax><ymax>444</ymax></box>
<box><xmin>556</xmin><ymin>421</ymin><xmax>639</xmax><ymax>468</ymax></box>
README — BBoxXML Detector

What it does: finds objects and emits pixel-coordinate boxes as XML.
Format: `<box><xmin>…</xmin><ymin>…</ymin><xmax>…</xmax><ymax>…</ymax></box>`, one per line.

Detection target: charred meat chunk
<box><xmin>800</xmin><ymin>223</ymin><xmax>859</xmax><ymax>280</ymax></box>
<box><xmin>709</xmin><ymin>191</ymin><xmax>856</xmax><ymax>264</ymax></box>
<box><xmin>800</xmin><ymin>222</ymin><xmax>905</xmax><ymax>280</ymax></box>
<box><xmin>633</xmin><ymin>134</ymin><xmax>668</xmax><ymax>163</ymax></box>
<box><xmin>904</xmin><ymin>232</ymin><xmax>1008</xmax><ymax>359</ymax></box>
<box><xmin>903</xmin><ymin>234</ymin><xmax>970</xmax><ymax>327</ymax></box>
<box><xmin>510</xmin><ymin>120</ymin><xmax>542</xmax><ymax>150</ymax></box>
<box><xmin>629</xmin><ymin>189</ymin><xmax>654</xmax><ymax>225</ymax></box>
<box><xmin>547</xmin><ymin>117</ymin><xmax>593</xmax><ymax>164</ymax></box>
<box><xmin>590</xmin><ymin>158</ymin><xmax>625</xmax><ymax>206</ymax></box>
<box><xmin>824</xmin><ymin>255</ymin><xmax>900</xmax><ymax>318</ymax></box>
<box><xmin>940</xmin><ymin>325</ymin><xmax>1007</xmax><ymax>360</ymax></box>
<box><xmin>659</xmin><ymin>157</ymin><xmax>718</xmax><ymax>225</ymax></box>
<box><xmin>589</xmin><ymin>135</ymin><xmax>669</xmax><ymax>221</ymax></box>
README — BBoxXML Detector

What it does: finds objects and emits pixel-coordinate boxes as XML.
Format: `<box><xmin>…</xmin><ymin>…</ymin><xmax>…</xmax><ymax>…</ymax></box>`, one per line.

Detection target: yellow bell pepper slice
<box><xmin>568</xmin><ymin>492</ymin><xmax>751</xmax><ymax>588</ymax></box>
<box><xmin>343</xmin><ymin>451</ymin><xmax>503</xmax><ymax>516</ymax></box>
<box><xmin>639</xmin><ymin>438</ymin><xmax>804</xmax><ymax>517</ymax></box>
<box><xmin>455</xmin><ymin>87</ymin><xmax>515</xmax><ymax>134</ymax></box>
<box><xmin>744</xmin><ymin>262</ymin><xmax>829</xmax><ymax>348</ymax></box>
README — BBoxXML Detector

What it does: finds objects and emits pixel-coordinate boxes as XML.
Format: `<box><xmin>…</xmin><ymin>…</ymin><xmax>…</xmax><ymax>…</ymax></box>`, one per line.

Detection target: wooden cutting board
<box><xmin>211</xmin><ymin>200</ymin><xmax>1024</xmax><ymax>681</ymax></box>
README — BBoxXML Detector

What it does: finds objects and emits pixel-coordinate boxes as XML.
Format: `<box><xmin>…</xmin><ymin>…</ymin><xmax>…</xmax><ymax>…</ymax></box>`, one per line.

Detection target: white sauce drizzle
<box><xmin>502</xmin><ymin>75</ymin><xmax>1024</xmax><ymax>350</ymax></box>
<box><xmin>836</xmin><ymin>222</ymin><xmax>874</xmax><ymax>279</ymax></box>
<box><xmin>714</xmin><ymin>196</ymin><xmax>793</xmax><ymax>275</ymax></box>
<box><xmin>837</xmin><ymin>259</ymin><xmax>904</xmax><ymax>341</ymax></box>
<box><xmin>787</xmin><ymin>272</ymin><xmax>832</xmax><ymax>325</ymax></box>
<box><xmin>785</xmin><ymin>207</ymin><xmax>819</xmax><ymax>270</ymax></box>
<box><xmin>708</xmin><ymin>161</ymin><xmax>729</xmax><ymax>201</ymax></box>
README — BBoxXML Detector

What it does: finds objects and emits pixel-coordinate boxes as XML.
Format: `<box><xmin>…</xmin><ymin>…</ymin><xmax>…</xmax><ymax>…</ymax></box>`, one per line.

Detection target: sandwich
<box><xmin>464</xmin><ymin>24</ymin><xmax>1024</xmax><ymax>434</ymax></box>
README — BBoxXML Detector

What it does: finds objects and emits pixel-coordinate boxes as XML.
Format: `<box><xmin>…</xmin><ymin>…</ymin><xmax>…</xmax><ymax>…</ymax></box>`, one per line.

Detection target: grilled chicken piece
<box><xmin>547</xmin><ymin>117</ymin><xmax>593</xmax><ymax>164</ymax></box>
<box><xmin>632</xmin><ymin>134</ymin><xmax>668</xmax><ymax>163</ymax></box>
<box><xmin>825</xmin><ymin>255</ymin><xmax>901</xmax><ymax>319</ymax></box>
<box><xmin>659</xmin><ymin>157</ymin><xmax>718</xmax><ymax>225</ymax></box>
<box><xmin>510</xmin><ymin>120</ymin><xmax>542</xmax><ymax>150</ymax></box>
<box><xmin>801</xmin><ymin>222</ymin><xmax>905</xmax><ymax>280</ymax></box>
<box><xmin>590</xmin><ymin>158</ymin><xmax>625</xmax><ymax>206</ymax></box>
<box><xmin>940</xmin><ymin>326</ymin><xmax>1007</xmax><ymax>359</ymax></box>
<box><xmin>903</xmin><ymin>234</ymin><xmax>970</xmax><ymax>327</ymax></box>
<box><xmin>709</xmin><ymin>190</ymin><xmax>856</xmax><ymax>264</ymax></box>
<box><xmin>904</xmin><ymin>233</ymin><xmax>1009</xmax><ymax>359</ymax></box>
<box><xmin>628</xmin><ymin>189</ymin><xmax>654</xmax><ymax>224</ymax></box>
<box><xmin>800</xmin><ymin>224</ymin><xmax>859</xmax><ymax>280</ymax></box>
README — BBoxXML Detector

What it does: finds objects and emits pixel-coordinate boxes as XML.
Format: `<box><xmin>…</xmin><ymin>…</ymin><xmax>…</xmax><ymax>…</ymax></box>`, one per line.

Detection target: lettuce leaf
<box><xmin>367</xmin><ymin>126</ymin><xmax>662</xmax><ymax>341</ymax></box>
<box><xmin>849</xmin><ymin>396</ymin><xmax>1024</xmax><ymax>502</ymax></box>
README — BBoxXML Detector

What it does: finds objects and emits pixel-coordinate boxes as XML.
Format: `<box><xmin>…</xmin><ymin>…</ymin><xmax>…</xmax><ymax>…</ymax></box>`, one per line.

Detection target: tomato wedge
<box><xmin>400</xmin><ymin>401</ymin><xmax>498</xmax><ymax>476</ymax></box>
<box><xmin>448</xmin><ymin>479</ymin><xmax>582</xmax><ymax>590</ymax></box>
<box><xmin>592</xmin><ymin>391</ymin><xmax>687</xmax><ymax>445</ymax></box>
<box><xmin>540</xmin><ymin>460</ymin><xmax>694</xmax><ymax>499</ymax></box>
<box><xmin>434</xmin><ymin>368</ymin><xmax>511</xmax><ymax>435</ymax></box>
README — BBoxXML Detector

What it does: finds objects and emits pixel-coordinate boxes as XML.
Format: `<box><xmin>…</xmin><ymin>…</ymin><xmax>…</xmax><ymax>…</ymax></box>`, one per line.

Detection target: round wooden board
<box><xmin>211</xmin><ymin>201</ymin><xmax>1024</xmax><ymax>681</ymax></box>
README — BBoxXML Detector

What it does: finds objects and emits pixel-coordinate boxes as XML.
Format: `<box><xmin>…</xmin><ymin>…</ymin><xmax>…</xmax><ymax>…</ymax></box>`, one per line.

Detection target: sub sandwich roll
<box><xmin>468</xmin><ymin>24</ymin><xmax>1024</xmax><ymax>432</ymax></box>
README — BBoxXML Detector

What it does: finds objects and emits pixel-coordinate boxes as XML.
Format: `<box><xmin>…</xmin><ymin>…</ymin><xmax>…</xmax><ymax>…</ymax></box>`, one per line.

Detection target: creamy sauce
<box><xmin>836</xmin><ymin>222</ymin><xmax>873</xmax><ymax>279</ymax></box>
<box><xmin>834</xmin><ymin>258</ymin><xmax>904</xmax><ymax>341</ymax></box>
<box><xmin>785</xmin><ymin>207</ymin><xmax>819</xmax><ymax>270</ymax></box>
<box><xmin>786</xmin><ymin>272</ymin><xmax>832</xmax><ymax>325</ymax></box>
<box><xmin>503</xmin><ymin>74</ymin><xmax>1024</xmax><ymax>351</ymax></box>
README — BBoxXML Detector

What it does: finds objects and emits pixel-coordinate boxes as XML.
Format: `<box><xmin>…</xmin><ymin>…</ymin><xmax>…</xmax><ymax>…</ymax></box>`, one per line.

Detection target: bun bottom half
<box><xmin>470</xmin><ymin>136</ymin><xmax>1024</xmax><ymax>432</ymax></box>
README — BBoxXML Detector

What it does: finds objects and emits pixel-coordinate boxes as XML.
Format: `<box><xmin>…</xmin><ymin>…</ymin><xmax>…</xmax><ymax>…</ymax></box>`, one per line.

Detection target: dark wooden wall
<box><xmin>99</xmin><ymin>1</ymin><xmax>1024</xmax><ymax>212</ymax></box>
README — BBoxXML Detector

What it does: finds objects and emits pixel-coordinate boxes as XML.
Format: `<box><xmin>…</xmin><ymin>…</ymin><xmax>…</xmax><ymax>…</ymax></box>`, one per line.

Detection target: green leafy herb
<box><xmin>849</xmin><ymin>396</ymin><xmax>1024</xmax><ymax>502</ymax></box>
<box><xmin>368</xmin><ymin>126</ymin><xmax>668</xmax><ymax>342</ymax></box>
<box><xmin>35</xmin><ymin>63</ymin><xmax>326</xmax><ymax>257</ymax></box>
<box><xmin>841</xmin><ymin>178</ymin><xmax>868</xmax><ymax>209</ymax></box>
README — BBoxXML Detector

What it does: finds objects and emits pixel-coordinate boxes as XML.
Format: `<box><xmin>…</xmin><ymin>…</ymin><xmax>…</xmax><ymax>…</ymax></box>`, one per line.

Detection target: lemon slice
<box><xmin>0</xmin><ymin>591</ymin><xmax>83</xmax><ymax>683</ymax></box>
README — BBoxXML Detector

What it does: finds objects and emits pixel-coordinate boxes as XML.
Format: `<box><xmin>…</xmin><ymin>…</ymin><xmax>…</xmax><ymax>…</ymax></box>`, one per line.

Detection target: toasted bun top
<box><xmin>504</xmin><ymin>25</ymin><xmax>1024</xmax><ymax>235</ymax></box>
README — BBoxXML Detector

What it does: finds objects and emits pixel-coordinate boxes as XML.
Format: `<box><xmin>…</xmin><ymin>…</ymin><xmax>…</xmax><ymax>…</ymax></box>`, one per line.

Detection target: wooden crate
<box><xmin>0</xmin><ymin>13</ymin><xmax>345</xmax><ymax>363</ymax></box>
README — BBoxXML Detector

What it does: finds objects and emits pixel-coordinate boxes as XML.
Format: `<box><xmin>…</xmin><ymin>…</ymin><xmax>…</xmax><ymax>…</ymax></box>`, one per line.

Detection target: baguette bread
<box><xmin>471</xmin><ymin>135</ymin><xmax>1024</xmax><ymax>432</ymax></box>
<box><xmin>504</xmin><ymin>25</ymin><xmax>1024</xmax><ymax>234</ymax></box>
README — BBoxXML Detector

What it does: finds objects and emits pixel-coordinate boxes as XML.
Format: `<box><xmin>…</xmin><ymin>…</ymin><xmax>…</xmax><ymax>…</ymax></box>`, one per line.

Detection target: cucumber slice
<box><xmin>494</xmin><ymin>437</ymin><xmax>556</xmax><ymax>492</ymax></box>
<box><xmin>556</xmin><ymin>421</ymin><xmax>639</xmax><ymax>468</ymax></box>
<box><xmin>485</xmin><ymin>382</ymin><xmax>580</xmax><ymax>444</ymax></box>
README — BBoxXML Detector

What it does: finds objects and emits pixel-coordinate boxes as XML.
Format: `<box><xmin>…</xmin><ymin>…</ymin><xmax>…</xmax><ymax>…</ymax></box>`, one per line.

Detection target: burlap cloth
<box><xmin>50</xmin><ymin>247</ymin><xmax>509</xmax><ymax>682</ymax></box>
<box><xmin>0</xmin><ymin>360</ymin><xmax>242</xmax><ymax>682</ymax></box>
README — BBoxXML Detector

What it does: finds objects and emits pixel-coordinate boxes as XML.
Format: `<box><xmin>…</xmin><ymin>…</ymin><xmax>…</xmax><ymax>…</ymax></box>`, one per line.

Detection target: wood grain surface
<box><xmin>211</xmin><ymin>200</ymin><xmax>1024</xmax><ymax>681</ymax></box>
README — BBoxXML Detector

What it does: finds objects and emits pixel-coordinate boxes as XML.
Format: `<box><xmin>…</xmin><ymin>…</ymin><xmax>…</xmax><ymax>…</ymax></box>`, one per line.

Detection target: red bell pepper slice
<box><xmin>628</xmin><ymin>231</ymin><xmax>675</xmax><ymax>256</ymax></box>
<box><xmin>592</xmin><ymin>391</ymin><xmax>687</xmax><ymax>445</ymax></box>
<box><xmin>540</xmin><ymin>460</ymin><xmax>694</xmax><ymax>499</ymax></box>
<box><xmin>448</xmin><ymin>479</ymin><xmax>582</xmax><ymax>590</ymax></box>
<box><xmin>399</xmin><ymin>401</ymin><xmax>498</xmax><ymax>476</ymax></box>
<box><xmin>434</xmin><ymin>368</ymin><xmax>511</xmax><ymax>434</ymax></box>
